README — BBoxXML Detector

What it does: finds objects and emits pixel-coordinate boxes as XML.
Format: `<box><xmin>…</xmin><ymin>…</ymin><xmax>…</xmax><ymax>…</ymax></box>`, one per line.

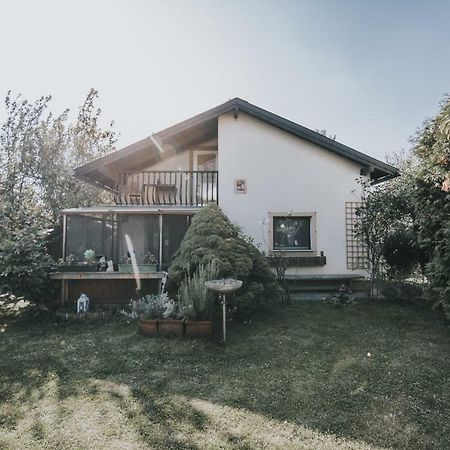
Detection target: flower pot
<box><xmin>185</xmin><ymin>320</ymin><xmax>213</xmax><ymax>337</ymax></box>
<box><xmin>158</xmin><ymin>319</ymin><xmax>184</xmax><ymax>337</ymax></box>
<box><xmin>119</xmin><ymin>264</ymin><xmax>158</xmax><ymax>273</ymax></box>
<box><xmin>137</xmin><ymin>319</ymin><xmax>158</xmax><ymax>336</ymax></box>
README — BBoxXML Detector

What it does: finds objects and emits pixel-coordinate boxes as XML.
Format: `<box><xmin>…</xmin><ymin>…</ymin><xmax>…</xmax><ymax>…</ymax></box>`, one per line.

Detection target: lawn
<box><xmin>0</xmin><ymin>301</ymin><xmax>449</xmax><ymax>450</ymax></box>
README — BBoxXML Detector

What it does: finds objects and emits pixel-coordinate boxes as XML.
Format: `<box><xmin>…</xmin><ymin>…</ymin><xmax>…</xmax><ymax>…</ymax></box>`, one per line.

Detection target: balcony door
<box><xmin>193</xmin><ymin>151</ymin><xmax>217</xmax><ymax>205</ymax></box>
<box><xmin>193</xmin><ymin>151</ymin><xmax>217</xmax><ymax>171</ymax></box>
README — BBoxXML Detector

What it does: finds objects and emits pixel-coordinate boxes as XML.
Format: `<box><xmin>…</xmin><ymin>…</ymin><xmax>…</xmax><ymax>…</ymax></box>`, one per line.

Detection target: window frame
<box><xmin>268</xmin><ymin>212</ymin><xmax>317</xmax><ymax>256</ymax></box>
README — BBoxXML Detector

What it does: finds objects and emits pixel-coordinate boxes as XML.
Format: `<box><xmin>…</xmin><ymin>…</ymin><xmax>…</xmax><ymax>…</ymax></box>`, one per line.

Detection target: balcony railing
<box><xmin>114</xmin><ymin>171</ymin><xmax>218</xmax><ymax>206</ymax></box>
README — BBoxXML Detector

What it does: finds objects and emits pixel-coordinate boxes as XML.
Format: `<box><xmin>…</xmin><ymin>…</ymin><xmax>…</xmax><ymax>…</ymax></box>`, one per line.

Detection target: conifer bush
<box><xmin>168</xmin><ymin>204</ymin><xmax>280</xmax><ymax>318</ymax></box>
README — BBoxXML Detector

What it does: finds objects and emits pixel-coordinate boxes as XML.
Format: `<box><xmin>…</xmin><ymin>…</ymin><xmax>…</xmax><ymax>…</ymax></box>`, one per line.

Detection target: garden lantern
<box><xmin>77</xmin><ymin>293</ymin><xmax>90</xmax><ymax>314</ymax></box>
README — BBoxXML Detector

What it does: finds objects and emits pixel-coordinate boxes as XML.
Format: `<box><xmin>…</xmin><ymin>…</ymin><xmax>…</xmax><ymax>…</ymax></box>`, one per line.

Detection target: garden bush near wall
<box><xmin>379</xmin><ymin>280</ymin><xmax>426</xmax><ymax>306</ymax></box>
<box><xmin>168</xmin><ymin>204</ymin><xmax>281</xmax><ymax>319</ymax></box>
<box><xmin>0</xmin><ymin>210</ymin><xmax>56</xmax><ymax>303</ymax></box>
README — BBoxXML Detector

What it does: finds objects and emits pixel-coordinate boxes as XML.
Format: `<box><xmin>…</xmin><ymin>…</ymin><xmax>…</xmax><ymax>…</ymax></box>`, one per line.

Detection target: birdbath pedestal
<box><xmin>205</xmin><ymin>279</ymin><xmax>242</xmax><ymax>343</ymax></box>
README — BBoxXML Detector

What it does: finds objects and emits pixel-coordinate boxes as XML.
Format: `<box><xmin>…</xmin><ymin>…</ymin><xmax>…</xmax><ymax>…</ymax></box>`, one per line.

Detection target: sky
<box><xmin>0</xmin><ymin>0</ymin><xmax>449</xmax><ymax>162</ymax></box>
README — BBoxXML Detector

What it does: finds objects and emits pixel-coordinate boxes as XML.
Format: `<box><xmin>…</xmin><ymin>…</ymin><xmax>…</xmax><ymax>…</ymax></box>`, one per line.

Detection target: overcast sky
<box><xmin>1</xmin><ymin>0</ymin><xmax>449</xmax><ymax>162</ymax></box>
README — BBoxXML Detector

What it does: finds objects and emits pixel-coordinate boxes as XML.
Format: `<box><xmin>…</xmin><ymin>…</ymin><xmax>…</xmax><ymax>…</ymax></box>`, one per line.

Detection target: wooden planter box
<box><xmin>137</xmin><ymin>319</ymin><xmax>158</xmax><ymax>336</ymax></box>
<box><xmin>58</xmin><ymin>264</ymin><xmax>98</xmax><ymax>272</ymax></box>
<box><xmin>118</xmin><ymin>264</ymin><xmax>157</xmax><ymax>273</ymax></box>
<box><xmin>158</xmin><ymin>319</ymin><xmax>184</xmax><ymax>337</ymax></box>
<box><xmin>185</xmin><ymin>320</ymin><xmax>213</xmax><ymax>337</ymax></box>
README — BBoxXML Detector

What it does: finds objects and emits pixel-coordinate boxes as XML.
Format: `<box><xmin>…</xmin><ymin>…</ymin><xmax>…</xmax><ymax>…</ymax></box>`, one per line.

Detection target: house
<box><xmin>54</xmin><ymin>98</ymin><xmax>397</xmax><ymax>304</ymax></box>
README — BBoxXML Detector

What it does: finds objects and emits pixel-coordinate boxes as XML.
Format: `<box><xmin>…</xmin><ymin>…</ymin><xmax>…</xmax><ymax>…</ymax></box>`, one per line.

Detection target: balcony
<box><xmin>114</xmin><ymin>171</ymin><xmax>218</xmax><ymax>206</ymax></box>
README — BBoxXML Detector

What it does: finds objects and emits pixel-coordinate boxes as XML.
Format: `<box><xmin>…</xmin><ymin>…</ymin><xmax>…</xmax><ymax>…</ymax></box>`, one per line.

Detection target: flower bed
<box><xmin>56</xmin><ymin>310</ymin><xmax>112</xmax><ymax>321</ymax></box>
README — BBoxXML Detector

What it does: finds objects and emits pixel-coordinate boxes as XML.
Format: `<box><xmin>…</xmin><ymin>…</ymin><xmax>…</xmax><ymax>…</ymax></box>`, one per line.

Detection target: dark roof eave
<box><xmin>74</xmin><ymin>97</ymin><xmax>398</xmax><ymax>186</ymax></box>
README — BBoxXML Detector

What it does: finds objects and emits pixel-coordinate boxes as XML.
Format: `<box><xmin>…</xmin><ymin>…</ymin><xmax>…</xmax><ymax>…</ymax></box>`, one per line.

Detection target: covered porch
<box><xmin>52</xmin><ymin>205</ymin><xmax>197</xmax><ymax>305</ymax></box>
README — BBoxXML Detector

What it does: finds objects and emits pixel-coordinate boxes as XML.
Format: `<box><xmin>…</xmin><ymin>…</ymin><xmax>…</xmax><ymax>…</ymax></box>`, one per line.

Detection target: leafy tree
<box><xmin>168</xmin><ymin>204</ymin><xmax>281</xmax><ymax>318</ymax></box>
<box><xmin>356</xmin><ymin>172</ymin><xmax>418</xmax><ymax>300</ymax></box>
<box><xmin>315</xmin><ymin>129</ymin><xmax>337</xmax><ymax>140</ymax></box>
<box><xmin>269</xmin><ymin>250</ymin><xmax>291</xmax><ymax>304</ymax></box>
<box><xmin>0</xmin><ymin>92</ymin><xmax>50</xmax><ymax>214</ymax></box>
<box><xmin>0</xmin><ymin>89</ymin><xmax>117</xmax><ymax>304</ymax></box>
<box><xmin>0</xmin><ymin>209</ymin><xmax>56</xmax><ymax>302</ymax></box>
<box><xmin>36</xmin><ymin>89</ymin><xmax>117</xmax><ymax>223</ymax></box>
<box><xmin>412</xmin><ymin>95</ymin><xmax>450</xmax><ymax>317</ymax></box>
<box><xmin>382</xmin><ymin>228</ymin><xmax>422</xmax><ymax>280</ymax></box>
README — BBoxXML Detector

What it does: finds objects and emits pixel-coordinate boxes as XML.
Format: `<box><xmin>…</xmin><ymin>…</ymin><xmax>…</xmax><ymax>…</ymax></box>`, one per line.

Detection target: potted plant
<box><xmin>141</xmin><ymin>252</ymin><xmax>158</xmax><ymax>272</ymax></box>
<box><xmin>81</xmin><ymin>249</ymin><xmax>98</xmax><ymax>271</ymax></box>
<box><xmin>57</xmin><ymin>254</ymin><xmax>77</xmax><ymax>272</ymax></box>
<box><xmin>177</xmin><ymin>261</ymin><xmax>218</xmax><ymax>337</ymax></box>
<box><xmin>57</xmin><ymin>251</ymin><xmax>97</xmax><ymax>272</ymax></box>
<box><xmin>119</xmin><ymin>251</ymin><xmax>158</xmax><ymax>273</ymax></box>
<box><xmin>120</xmin><ymin>293</ymin><xmax>183</xmax><ymax>337</ymax></box>
<box><xmin>120</xmin><ymin>294</ymin><xmax>166</xmax><ymax>336</ymax></box>
<box><xmin>157</xmin><ymin>294</ymin><xmax>185</xmax><ymax>337</ymax></box>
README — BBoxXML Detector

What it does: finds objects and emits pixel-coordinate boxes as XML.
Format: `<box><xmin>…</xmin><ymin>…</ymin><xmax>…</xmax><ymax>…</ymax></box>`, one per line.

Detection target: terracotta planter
<box><xmin>185</xmin><ymin>320</ymin><xmax>213</xmax><ymax>337</ymax></box>
<box><xmin>137</xmin><ymin>319</ymin><xmax>158</xmax><ymax>336</ymax></box>
<box><xmin>158</xmin><ymin>319</ymin><xmax>184</xmax><ymax>337</ymax></box>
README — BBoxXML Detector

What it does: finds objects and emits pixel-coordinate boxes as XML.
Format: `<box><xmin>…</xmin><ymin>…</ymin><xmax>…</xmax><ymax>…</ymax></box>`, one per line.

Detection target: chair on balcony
<box><xmin>114</xmin><ymin>177</ymin><xmax>142</xmax><ymax>205</ymax></box>
<box><xmin>128</xmin><ymin>178</ymin><xmax>143</xmax><ymax>204</ymax></box>
<box><xmin>144</xmin><ymin>182</ymin><xmax>177</xmax><ymax>205</ymax></box>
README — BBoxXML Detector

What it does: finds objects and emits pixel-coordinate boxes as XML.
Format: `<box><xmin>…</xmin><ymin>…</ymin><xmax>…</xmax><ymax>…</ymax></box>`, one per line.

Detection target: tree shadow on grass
<box><xmin>1</xmin><ymin>303</ymin><xmax>450</xmax><ymax>449</ymax></box>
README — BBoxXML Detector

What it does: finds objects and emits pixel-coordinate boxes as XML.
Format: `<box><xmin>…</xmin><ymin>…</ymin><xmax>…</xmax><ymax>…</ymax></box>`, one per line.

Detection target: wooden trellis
<box><xmin>345</xmin><ymin>202</ymin><xmax>369</xmax><ymax>270</ymax></box>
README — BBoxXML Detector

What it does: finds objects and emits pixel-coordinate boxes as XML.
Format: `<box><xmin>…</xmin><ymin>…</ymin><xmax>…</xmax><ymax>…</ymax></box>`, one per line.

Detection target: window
<box><xmin>270</xmin><ymin>212</ymin><xmax>316</xmax><ymax>253</ymax></box>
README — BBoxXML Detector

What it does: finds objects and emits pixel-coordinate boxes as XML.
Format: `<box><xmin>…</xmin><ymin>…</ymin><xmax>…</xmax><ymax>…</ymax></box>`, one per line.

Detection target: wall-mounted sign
<box><xmin>234</xmin><ymin>178</ymin><xmax>247</xmax><ymax>194</ymax></box>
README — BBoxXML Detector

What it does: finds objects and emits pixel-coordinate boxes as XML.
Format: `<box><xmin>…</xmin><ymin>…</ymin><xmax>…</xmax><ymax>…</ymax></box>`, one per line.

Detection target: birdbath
<box><xmin>205</xmin><ymin>279</ymin><xmax>242</xmax><ymax>343</ymax></box>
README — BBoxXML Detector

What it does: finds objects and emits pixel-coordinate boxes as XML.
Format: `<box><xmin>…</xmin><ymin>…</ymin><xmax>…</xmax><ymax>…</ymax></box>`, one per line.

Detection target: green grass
<box><xmin>0</xmin><ymin>302</ymin><xmax>449</xmax><ymax>449</ymax></box>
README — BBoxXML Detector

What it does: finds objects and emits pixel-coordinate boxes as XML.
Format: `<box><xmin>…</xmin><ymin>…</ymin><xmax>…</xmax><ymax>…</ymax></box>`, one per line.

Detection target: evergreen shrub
<box><xmin>168</xmin><ymin>204</ymin><xmax>280</xmax><ymax>318</ymax></box>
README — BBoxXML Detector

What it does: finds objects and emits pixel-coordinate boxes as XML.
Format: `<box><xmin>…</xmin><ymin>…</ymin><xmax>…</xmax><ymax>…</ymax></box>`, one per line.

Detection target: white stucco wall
<box><xmin>218</xmin><ymin>112</ymin><xmax>367</xmax><ymax>276</ymax></box>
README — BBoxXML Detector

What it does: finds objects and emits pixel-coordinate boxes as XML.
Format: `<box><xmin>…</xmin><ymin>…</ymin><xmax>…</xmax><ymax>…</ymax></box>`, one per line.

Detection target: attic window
<box><xmin>270</xmin><ymin>212</ymin><xmax>317</xmax><ymax>253</ymax></box>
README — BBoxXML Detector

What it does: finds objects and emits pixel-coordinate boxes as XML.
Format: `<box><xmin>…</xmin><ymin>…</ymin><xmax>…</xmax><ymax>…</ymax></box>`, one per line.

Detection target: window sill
<box><xmin>267</xmin><ymin>255</ymin><xmax>327</xmax><ymax>267</ymax></box>
<box><xmin>270</xmin><ymin>249</ymin><xmax>317</xmax><ymax>256</ymax></box>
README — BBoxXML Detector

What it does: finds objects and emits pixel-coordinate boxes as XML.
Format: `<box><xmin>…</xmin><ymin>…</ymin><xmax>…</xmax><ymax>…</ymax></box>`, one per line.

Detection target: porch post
<box><xmin>159</xmin><ymin>214</ymin><xmax>163</xmax><ymax>271</ymax></box>
<box><xmin>62</xmin><ymin>213</ymin><xmax>67</xmax><ymax>261</ymax></box>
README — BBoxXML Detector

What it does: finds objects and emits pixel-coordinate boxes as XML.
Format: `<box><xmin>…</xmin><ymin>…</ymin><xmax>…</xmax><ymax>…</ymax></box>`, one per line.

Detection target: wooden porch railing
<box><xmin>114</xmin><ymin>171</ymin><xmax>218</xmax><ymax>206</ymax></box>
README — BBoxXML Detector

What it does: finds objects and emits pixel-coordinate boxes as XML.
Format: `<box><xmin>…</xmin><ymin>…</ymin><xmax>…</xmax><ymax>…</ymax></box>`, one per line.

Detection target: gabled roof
<box><xmin>74</xmin><ymin>97</ymin><xmax>398</xmax><ymax>190</ymax></box>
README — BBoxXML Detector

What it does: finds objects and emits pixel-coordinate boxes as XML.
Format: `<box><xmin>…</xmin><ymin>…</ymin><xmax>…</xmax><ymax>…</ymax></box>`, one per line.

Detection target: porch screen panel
<box><xmin>117</xmin><ymin>215</ymin><xmax>159</xmax><ymax>263</ymax></box>
<box><xmin>66</xmin><ymin>215</ymin><xmax>114</xmax><ymax>262</ymax></box>
<box><xmin>162</xmin><ymin>215</ymin><xmax>190</xmax><ymax>269</ymax></box>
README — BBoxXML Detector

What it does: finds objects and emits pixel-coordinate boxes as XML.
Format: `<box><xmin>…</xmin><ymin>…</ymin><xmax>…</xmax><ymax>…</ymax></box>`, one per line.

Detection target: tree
<box><xmin>0</xmin><ymin>92</ymin><xmax>50</xmax><ymax>215</ymax></box>
<box><xmin>0</xmin><ymin>90</ymin><xmax>117</xmax><ymax>303</ymax></box>
<box><xmin>36</xmin><ymin>89</ymin><xmax>117</xmax><ymax>224</ymax></box>
<box><xmin>355</xmin><ymin>175</ymin><xmax>416</xmax><ymax>300</ymax></box>
<box><xmin>269</xmin><ymin>250</ymin><xmax>291</xmax><ymax>304</ymax></box>
<box><xmin>168</xmin><ymin>204</ymin><xmax>281</xmax><ymax>318</ymax></box>
<box><xmin>315</xmin><ymin>129</ymin><xmax>337</xmax><ymax>140</ymax></box>
<box><xmin>412</xmin><ymin>95</ymin><xmax>450</xmax><ymax>318</ymax></box>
